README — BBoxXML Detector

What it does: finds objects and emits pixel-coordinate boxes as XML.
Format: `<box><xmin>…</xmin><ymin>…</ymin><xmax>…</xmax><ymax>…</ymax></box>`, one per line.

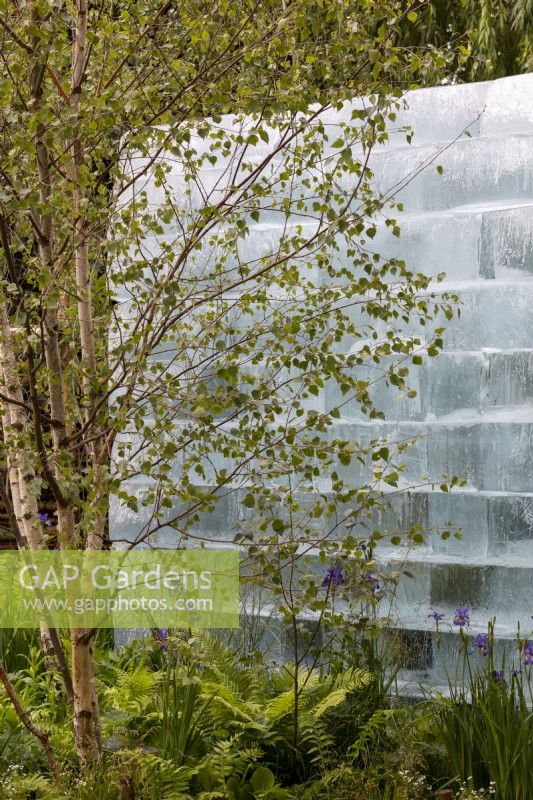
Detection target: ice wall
<box><xmin>111</xmin><ymin>74</ymin><xmax>533</xmax><ymax>667</ymax></box>
<box><xmin>360</xmin><ymin>75</ymin><xmax>533</xmax><ymax>654</ymax></box>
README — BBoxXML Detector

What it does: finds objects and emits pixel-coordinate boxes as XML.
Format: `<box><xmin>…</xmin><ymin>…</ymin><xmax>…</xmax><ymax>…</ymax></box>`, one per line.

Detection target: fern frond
<box><xmin>0</xmin><ymin>773</ymin><xmax>65</xmax><ymax>800</ymax></box>
<box><xmin>349</xmin><ymin>707</ymin><xmax>399</xmax><ymax>761</ymax></box>
<box><xmin>265</xmin><ymin>687</ymin><xmax>294</xmax><ymax>721</ymax></box>
<box><xmin>105</xmin><ymin>664</ymin><xmax>157</xmax><ymax>714</ymax></box>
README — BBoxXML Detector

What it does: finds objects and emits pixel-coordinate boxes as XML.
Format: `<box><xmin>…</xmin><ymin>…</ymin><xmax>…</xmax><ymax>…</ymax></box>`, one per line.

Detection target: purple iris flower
<box><xmin>321</xmin><ymin>564</ymin><xmax>346</xmax><ymax>588</ymax></box>
<box><xmin>38</xmin><ymin>512</ymin><xmax>53</xmax><ymax>527</ymax></box>
<box><xmin>361</xmin><ymin>571</ymin><xmax>381</xmax><ymax>594</ymax></box>
<box><xmin>453</xmin><ymin>607</ymin><xmax>470</xmax><ymax>627</ymax></box>
<box><xmin>428</xmin><ymin>611</ymin><xmax>445</xmax><ymax>622</ymax></box>
<box><xmin>511</xmin><ymin>668</ymin><xmax>522</xmax><ymax>678</ymax></box>
<box><xmin>473</xmin><ymin>633</ymin><xmax>489</xmax><ymax>656</ymax></box>
<box><xmin>154</xmin><ymin>628</ymin><xmax>168</xmax><ymax>651</ymax></box>
<box><xmin>492</xmin><ymin>670</ymin><xmax>504</xmax><ymax>682</ymax></box>
<box><xmin>524</xmin><ymin>640</ymin><xmax>533</xmax><ymax>665</ymax></box>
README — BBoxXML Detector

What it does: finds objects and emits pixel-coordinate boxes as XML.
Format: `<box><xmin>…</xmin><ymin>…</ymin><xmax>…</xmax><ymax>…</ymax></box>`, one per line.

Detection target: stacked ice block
<box><xmin>343</xmin><ymin>75</ymin><xmax>533</xmax><ymax>659</ymax></box>
<box><xmin>111</xmin><ymin>74</ymin><xmax>533</xmax><ymax>668</ymax></box>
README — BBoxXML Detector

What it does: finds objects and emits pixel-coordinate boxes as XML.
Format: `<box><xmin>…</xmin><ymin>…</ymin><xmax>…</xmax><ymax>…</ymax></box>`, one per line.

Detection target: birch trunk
<box><xmin>29</xmin><ymin>0</ymin><xmax>102</xmax><ymax>765</ymax></box>
<box><xmin>68</xmin><ymin>0</ymin><xmax>103</xmax><ymax>763</ymax></box>
<box><xmin>0</xmin><ymin>303</ymin><xmax>73</xmax><ymax>698</ymax></box>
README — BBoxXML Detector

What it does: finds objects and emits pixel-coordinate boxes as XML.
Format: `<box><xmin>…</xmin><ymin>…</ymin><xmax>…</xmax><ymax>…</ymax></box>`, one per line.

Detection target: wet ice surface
<box><xmin>371</xmin><ymin>75</ymin><xmax>533</xmax><ymax>666</ymax></box>
<box><xmin>111</xmin><ymin>74</ymin><xmax>533</xmax><ymax>672</ymax></box>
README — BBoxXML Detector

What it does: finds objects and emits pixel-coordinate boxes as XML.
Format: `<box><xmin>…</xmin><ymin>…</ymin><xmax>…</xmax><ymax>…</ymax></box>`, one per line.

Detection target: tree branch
<box><xmin>0</xmin><ymin>661</ymin><xmax>62</xmax><ymax>782</ymax></box>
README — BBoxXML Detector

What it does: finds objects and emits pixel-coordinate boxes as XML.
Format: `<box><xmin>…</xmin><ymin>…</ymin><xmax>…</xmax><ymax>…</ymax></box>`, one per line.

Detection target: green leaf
<box><xmin>250</xmin><ymin>767</ymin><xmax>276</xmax><ymax>793</ymax></box>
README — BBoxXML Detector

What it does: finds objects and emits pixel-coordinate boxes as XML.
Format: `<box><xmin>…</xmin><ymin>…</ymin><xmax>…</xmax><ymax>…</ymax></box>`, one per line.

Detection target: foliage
<box><xmin>430</xmin><ymin>621</ymin><xmax>533</xmax><ymax>800</ymax></box>
<box><xmin>397</xmin><ymin>0</ymin><xmax>533</xmax><ymax>82</ymax></box>
<box><xmin>298</xmin><ymin>764</ymin><xmax>429</xmax><ymax>800</ymax></box>
<box><xmin>0</xmin><ymin>0</ymin><xmax>463</xmax><ymax>766</ymax></box>
<box><xmin>434</xmin><ymin>670</ymin><xmax>533</xmax><ymax>800</ymax></box>
<box><xmin>0</xmin><ymin>0</ymin><xmax>457</xmax><ymax>553</ymax></box>
<box><xmin>9</xmin><ymin>624</ymin><xmax>533</xmax><ymax>798</ymax></box>
<box><xmin>0</xmin><ymin>767</ymin><xmax>65</xmax><ymax>800</ymax></box>
<box><xmin>0</xmin><ymin>630</ymin><xmax>422</xmax><ymax>798</ymax></box>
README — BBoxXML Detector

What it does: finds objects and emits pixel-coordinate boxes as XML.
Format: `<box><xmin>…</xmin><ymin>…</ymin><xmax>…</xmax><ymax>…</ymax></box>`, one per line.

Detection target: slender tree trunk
<box><xmin>68</xmin><ymin>0</ymin><xmax>103</xmax><ymax>762</ymax></box>
<box><xmin>42</xmin><ymin>294</ymin><xmax>101</xmax><ymax>766</ymax></box>
<box><xmin>71</xmin><ymin>631</ymin><xmax>100</xmax><ymax>766</ymax></box>
<box><xmin>0</xmin><ymin>303</ymin><xmax>42</xmax><ymax>551</ymax></box>
<box><xmin>29</xmin><ymin>0</ymin><xmax>101</xmax><ymax>765</ymax></box>
<box><xmin>0</xmin><ymin>302</ymin><xmax>74</xmax><ymax>699</ymax></box>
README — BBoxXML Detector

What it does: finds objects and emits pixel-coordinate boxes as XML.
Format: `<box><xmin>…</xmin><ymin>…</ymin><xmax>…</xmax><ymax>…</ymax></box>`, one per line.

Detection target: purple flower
<box><xmin>428</xmin><ymin>611</ymin><xmax>445</xmax><ymax>622</ymax></box>
<box><xmin>361</xmin><ymin>570</ymin><xmax>382</xmax><ymax>596</ymax></box>
<box><xmin>473</xmin><ymin>633</ymin><xmax>489</xmax><ymax>656</ymax></box>
<box><xmin>523</xmin><ymin>641</ymin><xmax>533</xmax><ymax>664</ymax></box>
<box><xmin>37</xmin><ymin>512</ymin><xmax>53</xmax><ymax>527</ymax></box>
<box><xmin>511</xmin><ymin>668</ymin><xmax>522</xmax><ymax>678</ymax></box>
<box><xmin>154</xmin><ymin>628</ymin><xmax>168</xmax><ymax>651</ymax></box>
<box><xmin>321</xmin><ymin>564</ymin><xmax>346</xmax><ymax>588</ymax></box>
<box><xmin>523</xmin><ymin>641</ymin><xmax>533</xmax><ymax>666</ymax></box>
<box><xmin>453</xmin><ymin>607</ymin><xmax>470</xmax><ymax>627</ymax></box>
<box><xmin>492</xmin><ymin>670</ymin><xmax>504</xmax><ymax>682</ymax></box>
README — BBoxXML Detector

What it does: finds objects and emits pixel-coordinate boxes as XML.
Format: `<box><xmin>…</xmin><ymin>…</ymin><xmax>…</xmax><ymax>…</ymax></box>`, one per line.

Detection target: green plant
<box><xmin>0</xmin><ymin>766</ymin><xmax>65</xmax><ymax>800</ymax></box>
<box><xmin>158</xmin><ymin>667</ymin><xmax>204</xmax><ymax>765</ymax></box>
<box><xmin>0</xmin><ymin>629</ymin><xmax>42</xmax><ymax>674</ymax></box>
<box><xmin>0</xmin><ymin>627</ymin><xmax>449</xmax><ymax>799</ymax></box>
<box><xmin>435</xmin><ymin>671</ymin><xmax>533</xmax><ymax>800</ymax></box>
<box><xmin>396</xmin><ymin>0</ymin><xmax>533</xmax><ymax>81</ymax></box>
<box><xmin>430</xmin><ymin>622</ymin><xmax>533</xmax><ymax>800</ymax></box>
<box><xmin>454</xmin><ymin>783</ymin><xmax>496</xmax><ymax>800</ymax></box>
<box><xmin>0</xmin><ymin>0</ymin><xmax>459</xmax><ymax>769</ymax></box>
<box><xmin>66</xmin><ymin>750</ymin><xmax>193</xmax><ymax>800</ymax></box>
<box><xmin>296</xmin><ymin>763</ymin><xmax>429</xmax><ymax>800</ymax></box>
<box><xmin>197</xmin><ymin>758</ymin><xmax>293</xmax><ymax>800</ymax></box>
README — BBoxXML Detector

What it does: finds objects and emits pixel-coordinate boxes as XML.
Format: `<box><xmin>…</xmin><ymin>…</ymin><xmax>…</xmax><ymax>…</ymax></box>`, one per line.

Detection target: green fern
<box><xmin>104</xmin><ymin>664</ymin><xmax>157</xmax><ymax>713</ymax></box>
<box><xmin>265</xmin><ymin>688</ymin><xmax>295</xmax><ymax>722</ymax></box>
<box><xmin>136</xmin><ymin>752</ymin><xmax>193</xmax><ymax>800</ymax></box>
<box><xmin>0</xmin><ymin>773</ymin><xmax>65</xmax><ymax>800</ymax></box>
<box><xmin>312</xmin><ymin>670</ymin><xmax>372</xmax><ymax>719</ymax></box>
<box><xmin>349</xmin><ymin>708</ymin><xmax>402</xmax><ymax>763</ymax></box>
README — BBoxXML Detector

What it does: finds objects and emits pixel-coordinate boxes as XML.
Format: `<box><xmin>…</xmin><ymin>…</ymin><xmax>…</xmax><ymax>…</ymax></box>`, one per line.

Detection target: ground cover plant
<box><xmin>2</xmin><ymin>614</ymin><xmax>533</xmax><ymax>799</ymax></box>
<box><xmin>0</xmin><ymin>624</ymin><xmax>434</xmax><ymax>798</ymax></box>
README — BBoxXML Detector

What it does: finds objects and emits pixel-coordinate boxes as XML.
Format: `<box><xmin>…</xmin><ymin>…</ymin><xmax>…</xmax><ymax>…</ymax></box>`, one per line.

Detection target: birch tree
<box><xmin>0</xmin><ymin>0</ymin><xmax>457</xmax><ymax>768</ymax></box>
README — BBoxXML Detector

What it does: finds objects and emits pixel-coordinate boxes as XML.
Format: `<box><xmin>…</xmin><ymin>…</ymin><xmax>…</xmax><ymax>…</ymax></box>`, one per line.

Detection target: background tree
<box><xmin>0</xmin><ymin>0</ymin><xmax>458</xmax><ymax>771</ymax></box>
<box><xmin>400</xmin><ymin>0</ymin><xmax>533</xmax><ymax>81</ymax></box>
